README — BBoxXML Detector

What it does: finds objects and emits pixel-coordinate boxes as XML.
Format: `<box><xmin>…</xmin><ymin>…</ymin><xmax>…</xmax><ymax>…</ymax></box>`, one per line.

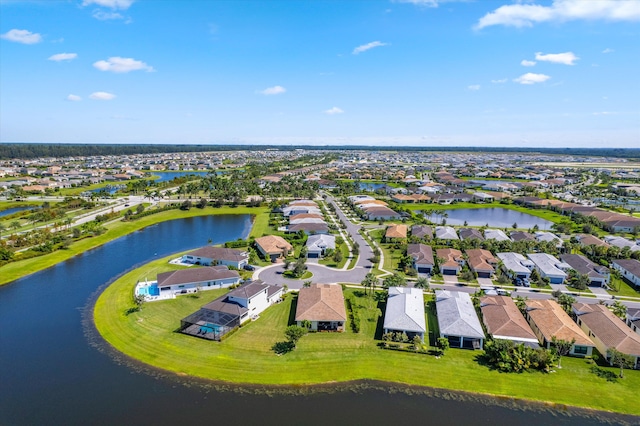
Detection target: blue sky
<box><xmin>1</xmin><ymin>0</ymin><xmax>639</xmax><ymax>147</ymax></box>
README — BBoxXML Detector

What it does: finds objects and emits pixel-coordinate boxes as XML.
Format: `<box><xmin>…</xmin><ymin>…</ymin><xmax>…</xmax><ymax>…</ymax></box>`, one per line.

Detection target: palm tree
<box><xmin>361</xmin><ymin>273</ymin><xmax>377</xmax><ymax>296</ymax></box>
<box><xmin>414</xmin><ymin>276</ymin><xmax>429</xmax><ymax>290</ymax></box>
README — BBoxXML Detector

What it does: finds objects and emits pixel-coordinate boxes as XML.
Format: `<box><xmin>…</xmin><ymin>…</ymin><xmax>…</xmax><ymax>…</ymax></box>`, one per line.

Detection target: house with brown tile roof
<box><xmin>411</xmin><ymin>225</ymin><xmax>432</xmax><ymax>240</ymax></box>
<box><xmin>459</xmin><ymin>228</ymin><xmax>484</xmax><ymax>242</ymax></box>
<box><xmin>466</xmin><ymin>249</ymin><xmax>498</xmax><ymax>278</ymax></box>
<box><xmin>436</xmin><ymin>248</ymin><xmax>464</xmax><ymax>275</ymax></box>
<box><xmin>385</xmin><ymin>224</ymin><xmax>407</xmax><ymax>241</ymax></box>
<box><xmin>560</xmin><ymin>254</ymin><xmax>610</xmax><ymax>287</ymax></box>
<box><xmin>573</xmin><ymin>303</ymin><xmax>640</xmax><ymax>369</ymax></box>
<box><xmin>407</xmin><ymin>243</ymin><xmax>434</xmax><ymax>274</ymax></box>
<box><xmin>524</xmin><ymin>299</ymin><xmax>594</xmax><ymax>356</ymax></box>
<box><xmin>575</xmin><ymin>234</ymin><xmax>609</xmax><ymax>248</ymax></box>
<box><xmin>295</xmin><ymin>283</ymin><xmax>346</xmax><ymax>332</ymax></box>
<box><xmin>480</xmin><ymin>295</ymin><xmax>539</xmax><ymax>348</ymax></box>
<box><xmin>254</xmin><ymin>235</ymin><xmax>293</xmax><ymax>262</ymax></box>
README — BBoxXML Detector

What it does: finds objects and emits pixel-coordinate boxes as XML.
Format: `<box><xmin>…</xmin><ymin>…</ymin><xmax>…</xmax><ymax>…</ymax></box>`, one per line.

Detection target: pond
<box><xmin>424</xmin><ymin>208</ymin><xmax>553</xmax><ymax>229</ymax></box>
<box><xmin>0</xmin><ymin>206</ymin><xmax>35</xmax><ymax>217</ymax></box>
<box><xmin>0</xmin><ymin>215</ymin><xmax>631</xmax><ymax>425</ymax></box>
<box><xmin>153</xmin><ymin>171</ymin><xmax>214</xmax><ymax>182</ymax></box>
<box><xmin>87</xmin><ymin>185</ymin><xmax>124</xmax><ymax>195</ymax></box>
<box><xmin>358</xmin><ymin>182</ymin><xmax>387</xmax><ymax>191</ymax></box>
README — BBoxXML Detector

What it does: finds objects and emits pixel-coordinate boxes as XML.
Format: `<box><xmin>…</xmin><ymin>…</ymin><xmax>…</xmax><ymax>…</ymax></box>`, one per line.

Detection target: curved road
<box><xmin>255</xmin><ymin>194</ymin><xmax>375</xmax><ymax>289</ymax></box>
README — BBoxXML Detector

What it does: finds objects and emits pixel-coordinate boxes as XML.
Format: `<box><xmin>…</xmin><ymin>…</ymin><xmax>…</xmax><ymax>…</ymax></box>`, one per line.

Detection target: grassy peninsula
<box><xmin>94</xmin><ymin>252</ymin><xmax>640</xmax><ymax>416</ymax></box>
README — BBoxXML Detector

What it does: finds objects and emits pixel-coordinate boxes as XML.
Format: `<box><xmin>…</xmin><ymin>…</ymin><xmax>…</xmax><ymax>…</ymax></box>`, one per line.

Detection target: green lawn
<box><xmin>608</xmin><ymin>276</ymin><xmax>640</xmax><ymax>298</ymax></box>
<box><xmin>318</xmin><ymin>241</ymin><xmax>350</xmax><ymax>268</ymax></box>
<box><xmin>94</xmin><ymin>256</ymin><xmax>640</xmax><ymax>415</ymax></box>
<box><xmin>403</xmin><ymin>202</ymin><xmax>567</xmax><ymax>224</ymax></box>
<box><xmin>0</xmin><ymin>205</ymin><xmax>269</xmax><ymax>286</ymax></box>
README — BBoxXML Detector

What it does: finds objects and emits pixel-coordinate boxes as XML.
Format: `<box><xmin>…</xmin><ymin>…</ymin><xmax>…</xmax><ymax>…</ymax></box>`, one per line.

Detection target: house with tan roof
<box><xmin>480</xmin><ymin>295</ymin><xmax>539</xmax><ymax>348</ymax></box>
<box><xmin>254</xmin><ymin>235</ymin><xmax>293</xmax><ymax>262</ymax></box>
<box><xmin>385</xmin><ymin>224</ymin><xmax>407</xmax><ymax>242</ymax></box>
<box><xmin>295</xmin><ymin>283</ymin><xmax>346</xmax><ymax>332</ymax></box>
<box><xmin>466</xmin><ymin>249</ymin><xmax>498</xmax><ymax>278</ymax></box>
<box><xmin>573</xmin><ymin>303</ymin><xmax>640</xmax><ymax>369</ymax></box>
<box><xmin>524</xmin><ymin>299</ymin><xmax>594</xmax><ymax>356</ymax></box>
<box><xmin>436</xmin><ymin>248</ymin><xmax>464</xmax><ymax>275</ymax></box>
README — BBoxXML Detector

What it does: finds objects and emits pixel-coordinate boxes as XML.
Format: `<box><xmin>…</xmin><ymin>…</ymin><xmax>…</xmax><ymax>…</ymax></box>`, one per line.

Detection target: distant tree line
<box><xmin>1</xmin><ymin>143</ymin><xmax>638</xmax><ymax>160</ymax></box>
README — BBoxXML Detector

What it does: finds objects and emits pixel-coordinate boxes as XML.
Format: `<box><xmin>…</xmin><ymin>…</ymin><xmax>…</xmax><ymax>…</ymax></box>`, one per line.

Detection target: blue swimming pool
<box><xmin>200</xmin><ymin>323</ymin><xmax>222</xmax><ymax>334</ymax></box>
<box><xmin>137</xmin><ymin>284</ymin><xmax>160</xmax><ymax>296</ymax></box>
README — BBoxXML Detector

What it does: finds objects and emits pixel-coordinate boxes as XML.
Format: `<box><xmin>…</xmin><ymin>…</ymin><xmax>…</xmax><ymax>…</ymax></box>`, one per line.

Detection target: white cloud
<box><xmin>89</xmin><ymin>91</ymin><xmax>116</xmax><ymax>100</ymax></box>
<box><xmin>92</xmin><ymin>10</ymin><xmax>124</xmax><ymax>20</ymax></box>
<box><xmin>82</xmin><ymin>0</ymin><xmax>134</xmax><ymax>9</ymax></box>
<box><xmin>491</xmin><ymin>78</ymin><xmax>508</xmax><ymax>84</ymax></box>
<box><xmin>48</xmin><ymin>53</ymin><xmax>77</xmax><ymax>62</ymax></box>
<box><xmin>93</xmin><ymin>57</ymin><xmax>154</xmax><ymax>73</ymax></box>
<box><xmin>392</xmin><ymin>0</ymin><xmax>464</xmax><ymax>7</ymax></box>
<box><xmin>259</xmin><ymin>85</ymin><xmax>286</xmax><ymax>95</ymax></box>
<box><xmin>535</xmin><ymin>51</ymin><xmax>579</xmax><ymax>65</ymax></box>
<box><xmin>514</xmin><ymin>72</ymin><xmax>551</xmax><ymax>84</ymax></box>
<box><xmin>67</xmin><ymin>94</ymin><xmax>82</xmax><ymax>101</ymax></box>
<box><xmin>467</xmin><ymin>85</ymin><xmax>481</xmax><ymax>91</ymax></box>
<box><xmin>475</xmin><ymin>0</ymin><xmax>640</xmax><ymax>29</ymax></box>
<box><xmin>1</xmin><ymin>29</ymin><xmax>42</xmax><ymax>44</ymax></box>
<box><xmin>352</xmin><ymin>41</ymin><xmax>389</xmax><ymax>55</ymax></box>
<box><xmin>324</xmin><ymin>107</ymin><xmax>344</xmax><ymax>115</ymax></box>
<box><xmin>602</xmin><ymin>48</ymin><xmax>614</xmax><ymax>54</ymax></box>
<box><xmin>521</xmin><ymin>59</ymin><xmax>536</xmax><ymax>67</ymax></box>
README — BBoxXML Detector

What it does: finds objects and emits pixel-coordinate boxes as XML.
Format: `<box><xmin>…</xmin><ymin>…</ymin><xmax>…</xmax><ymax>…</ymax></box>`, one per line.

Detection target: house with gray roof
<box><xmin>560</xmin><ymin>254</ymin><xmax>610</xmax><ymax>287</ymax></box>
<box><xmin>527</xmin><ymin>253</ymin><xmax>570</xmax><ymax>284</ymax></box>
<box><xmin>306</xmin><ymin>234</ymin><xmax>336</xmax><ymax>258</ymax></box>
<box><xmin>156</xmin><ymin>266</ymin><xmax>241</xmax><ymax>294</ymax></box>
<box><xmin>627</xmin><ymin>308</ymin><xmax>640</xmax><ymax>336</ymax></box>
<box><xmin>497</xmin><ymin>252</ymin><xmax>534</xmax><ymax>279</ymax></box>
<box><xmin>603</xmin><ymin>236</ymin><xmax>640</xmax><ymax>252</ymax></box>
<box><xmin>181</xmin><ymin>246</ymin><xmax>248</xmax><ymax>269</ymax></box>
<box><xmin>435</xmin><ymin>226</ymin><xmax>459</xmax><ymax>240</ymax></box>
<box><xmin>611</xmin><ymin>259</ymin><xmax>640</xmax><ymax>288</ymax></box>
<box><xmin>383</xmin><ymin>287</ymin><xmax>426</xmax><ymax>341</ymax></box>
<box><xmin>459</xmin><ymin>228</ymin><xmax>484</xmax><ymax>241</ymax></box>
<box><xmin>484</xmin><ymin>229</ymin><xmax>511</xmax><ymax>242</ymax></box>
<box><xmin>535</xmin><ymin>231</ymin><xmax>563</xmax><ymax>248</ymax></box>
<box><xmin>510</xmin><ymin>231</ymin><xmax>535</xmax><ymax>242</ymax></box>
<box><xmin>435</xmin><ymin>290</ymin><xmax>484</xmax><ymax>349</ymax></box>
<box><xmin>411</xmin><ymin>225</ymin><xmax>432</xmax><ymax>240</ymax></box>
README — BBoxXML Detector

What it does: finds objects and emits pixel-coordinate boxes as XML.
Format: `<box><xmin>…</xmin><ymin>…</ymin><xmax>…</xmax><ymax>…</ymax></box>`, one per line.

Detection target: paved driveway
<box><xmin>477</xmin><ymin>277</ymin><xmax>494</xmax><ymax>287</ymax></box>
<box><xmin>443</xmin><ymin>275</ymin><xmax>458</xmax><ymax>285</ymax></box>
<box><xmin>256</xmin><ymin>263</ymin><xmax>369</xmax><ymax>290</ymax></box>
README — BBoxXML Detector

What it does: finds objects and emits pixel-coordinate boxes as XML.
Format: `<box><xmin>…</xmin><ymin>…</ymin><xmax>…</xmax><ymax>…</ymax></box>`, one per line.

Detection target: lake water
<box><xmin>359</xmin><ymin>182</ymin><xmax>387</xmax><ymax>191</ymax></box>
<box><xmin>0</xmin><ymin>215</ymin><xmax>634</xmax><ymax>425</ymax></box>
<box><xmin>87</xmin><ymin>185</ymin><xmax>123</xmax><ymax>195</ymax></box>
<box><xmin>153</xmin><ymin>171</ymin><xmax>211</xmax><ymax>182</ymax></box>
<box><xmin>0</xmin><ymin>206</ymin><xmax>34</xmax><ymax>217</ymax></box>
<box><xmin>424</xmin><ymin>208</ymin><xmax>552</xmax><ymax>229</ymax></box>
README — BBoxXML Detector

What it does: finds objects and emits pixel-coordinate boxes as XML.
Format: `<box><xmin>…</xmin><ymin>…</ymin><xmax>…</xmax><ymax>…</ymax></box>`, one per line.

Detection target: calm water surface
<box><xmin>153</xmin><ymin>171</ymin><xmax>212</xmax><ymax>182</ymax></box>
<box><xmin>426</xmin><ymin>208</ymin><xmax>553</xmax><ymax>229</ymax></box>
<box><xmin>0</xmin><ymin>206</ymin><xmax>34</xmax><ymax>217</ymax></box>
<box><xmin>0</xmin><ymin>215</ymin><xmax>635</xmax><ymax>425</ymax></box>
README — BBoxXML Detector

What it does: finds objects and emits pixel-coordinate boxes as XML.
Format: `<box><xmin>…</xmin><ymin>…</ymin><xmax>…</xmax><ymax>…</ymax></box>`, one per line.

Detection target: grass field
<box><xmin>402</xmin><ymin>202</ymin><xmax>567</xmax><ymax>224</ymax></box>
<box><xmin>94</xmin><ymin>254</ymin><xmax>640</xmax><ymax>415</ymax></box>
<box><xmin>0</xmin><ymin>205</ymin><xmax>269</xmax><ymax>286</ymax></box>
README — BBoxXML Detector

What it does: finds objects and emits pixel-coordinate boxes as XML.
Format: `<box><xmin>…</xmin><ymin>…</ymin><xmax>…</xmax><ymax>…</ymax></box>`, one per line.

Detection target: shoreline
<box><xmin>92</xmin><ymin>251</ymin><xmax>640</xmax><ymax>417</ymax></box>
<box><xmin>0</xmin><ymin>205</ymin><xmax>267</xmax><ymax>286</ymax></box>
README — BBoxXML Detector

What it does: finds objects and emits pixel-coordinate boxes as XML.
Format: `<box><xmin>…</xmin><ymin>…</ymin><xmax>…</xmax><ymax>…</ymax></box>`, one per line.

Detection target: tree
<box><xmin>512</xmin><ymin>222</ymin><xmax>518</xmax><ymax>229</ymax></box>
<box><xmin>609</xmin><ymin>348</ymin><xmax>633</xmax><ymax>378</ymax></box>
<box><xmin>303</xmin><ymin>280</ymin><xmax>312</xmax><ymax>288</ymax></box>
<box><xmin>551</xmin><ymin>337</ymin><xmax>575</xmax><ymax>368</ymax></box>
<box><xmin>414</xmin><ymin>276</ymin><xmax>429</xmax><ymax>290</ymax></box>
<box><xmin>361</xmin><ymin>273</ymin><xmax>377</xmax><ymax>296</ymax></box>
<box><xmin>609</xmin><ymin>300</ymin><xmax>627</xmax><ymax>319</ymax></box>
<box><xmin>382</xmin><ymin>273</ymin><xmax>406</xmax><ymax>288</ymax></box>
<box><xmin>436</xmin><ymin>337</ymin><xmax>450</xmax><ymax>356</ymax></box>
<box><xmin>553</xmin><ymin>292</ymin><xmax>576</xmax><ymax>314</ymax></box>
<box><xmin>284</xmin><ymin>325</ymin><xmax>307</xmax><ymax>347</ymax></box>
<box><xmin>332</xmin><ymin>249</ymin><xmax>343</xmax><ymax>264</ymax></box>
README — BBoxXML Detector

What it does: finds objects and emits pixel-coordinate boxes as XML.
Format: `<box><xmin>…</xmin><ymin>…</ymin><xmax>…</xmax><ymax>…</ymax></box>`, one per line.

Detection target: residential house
<box><xmin>407</xmin><ymin>243</ymin><xmax>434</xmax><ymax>274</ymax></box>
<box><xmin>254</xmin><ymin>235</ymin><xmax>293</xmax><ymax>262</ymax></box>
<box><xmin>286</xmin><ymin>222</ymin><xmax>329</xmax><ymax>235</ymax></box>
<box><xmin>365</xmin><ymin>206</ymin><xmax>402</xmax><ymax>221</ymax></box>
<box><xmin>459</xmin><ymin>228</ymin><xmax>484</xmax><ymax>242</ymax></box>
<box><xmin>535</xmin><ymin>231</ymin><xmax>563</xmax><ymax>249</ymax></box>
<box><xmin>573</xmin><ymin>303</ymin><xmax>640</xmax><ymax>369</ymax></box>
<box><xmin>524</xmin><ymin>299</ymin><xmax>594</xmax><ymax>356</ymax></box>
<box><xmin>575</xmin><ymin>234</ymin><xmax>609</xmax><ymax>249</ymax></box>
<box><xmin>466</xmin><ymin>249</ymin><xmax>498</xmax><ymax>278</ymax></box>
<box><xmin>180</xmin><ymin>246</ymin><xmax>249</xmax><ymax>269</ymax></box>
<box><xmin>295</xmin><ymin>283</ymin><xmax>347</xmax><ymax>332</ymax></box>
<box><xmin>435</xmin><ymin>226</ymin><xmax>459</xmax><ymax>240</ymax></box>
<box><xmin>436</xmin><ymin>248</ymin><xmax>464</xmax><ymax>275</ymax></box>
<box><xmin>611</xmin><ymin>259</ymin><xmax>640</xmax><ymax>288</ymax></box>
<box><xmin>306</xmin><ymin>234</ymin><xmax>336</xmax><ymax>258</ymax></box>
<box><xmin>527</xmin><ymin>253</ymin><xmax>570</xmax><ymax>284</ymax></box>
<box><xmin>385</xmin><ymin>224</ymin><xmax>407</xmax><ymax>242</ymax></box>
<box><xmin>472</xmin><ymin>192</ymin><xmax>494</xmax><ymax>202</ymax></box>
<box><xmin>603</xmin><ymin>236</ymin><xmax>640</xmax><ymax>252</ymax></box>
<box><xmin>435</xmin><ymin>290</ymin><xmax>485</xmax><ymax>349</ymax></box>
<box><xmin>627</xmin><ymin>308</ymin><xmax>640</xmax><ymax>336</ymax></box>
<box><xmin>510</xmin><ymin>231</ymin><xmax>535</xmax><ymax>242</ymax></box>
<box><xmin>156</xmin><ymin>266</ymin><xmax>241</xmax><ymax>294</ymax></box>
<box><xmin>560</xmin><ymin>254</ymin><xmax>610</xmax><ymax>287</ymax></box>
<box><xmin>383</xmin><ymin>287</ymin><xmax>426</xmax><ymax>341</ymax></box>
<box><xmin>484</xmin><ymin>229</ymin><xmax>511</xmax><ymax>242</ymax></box>
<box><xmin>179</xmin><ymin>281</ymin><xmax>283</xmax><ymax>340</ymax></box>
<box><xmin>411</xmin><ymin>225</ymin><xmax>432</xmax><ymax>240</ymax></box>
<box><xmin>497</xmin><ymin>252</ymin><xmax>534</xmax><ymax>279</ymax></box>
<box><xmin>480</xmin><ymin>295</ymin><xmax>539</xmax><ymax>348</ymax></box>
